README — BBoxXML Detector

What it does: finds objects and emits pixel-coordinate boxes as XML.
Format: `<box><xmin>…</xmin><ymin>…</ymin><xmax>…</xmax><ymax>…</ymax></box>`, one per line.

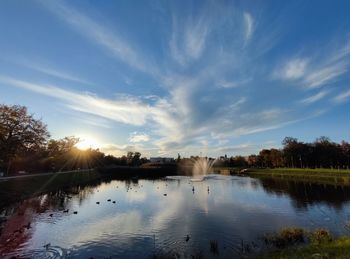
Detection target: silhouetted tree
<box><xmin>131</xmin><ymin>151</ymin><xmax>141</xmax><ymax>166</ymax></box>
<box><xmin>0</xmin><ymin>104</ymin><xmax>49</xmax><ymax>174</ymax></box>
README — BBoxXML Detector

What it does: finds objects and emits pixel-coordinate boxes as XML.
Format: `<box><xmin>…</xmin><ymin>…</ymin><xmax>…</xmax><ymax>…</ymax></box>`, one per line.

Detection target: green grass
<box><xmin>246</xmin><ymin>168</ymin><xmax>350</xmax><ymax>186</ymax></box>
<box><xmin>258</xmin><ymin>236</ymin><xmax>350</xmax><ymax>258</ymax></box>
<box><xmin>254</xmin><ymin>167</ymin><xmax>350</xmax><ymax>175</ymax></box>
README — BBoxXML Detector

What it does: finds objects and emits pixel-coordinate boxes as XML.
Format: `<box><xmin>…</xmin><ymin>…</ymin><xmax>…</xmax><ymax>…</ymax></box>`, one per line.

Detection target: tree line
<box><xmin>1</xmin><ymin>104</ymin><xmax>350</xmax><ymax>175</ymax></box>
<box><xmin>0</xmin><ymin>104</ymin><xmax>147</xmax><ymax>175</ymax></box>
<box><xmin>219</xmin><ymin>136</ymin><xmax>350</xmax><ymax>169</ymax></box>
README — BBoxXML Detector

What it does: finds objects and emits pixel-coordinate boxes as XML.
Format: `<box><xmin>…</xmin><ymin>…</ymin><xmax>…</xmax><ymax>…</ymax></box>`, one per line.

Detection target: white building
<box><xmin>150</xmin><ymin>157</ymin><xmax>175</xmax><ymax>164</ymax></box>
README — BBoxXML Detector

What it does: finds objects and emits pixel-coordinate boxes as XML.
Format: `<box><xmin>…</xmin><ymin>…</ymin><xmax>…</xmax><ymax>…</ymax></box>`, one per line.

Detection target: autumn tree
<box><xmin>0</xmin><ymin>104</ymin><xmax>49</xmax><ymax>174</ymax></box>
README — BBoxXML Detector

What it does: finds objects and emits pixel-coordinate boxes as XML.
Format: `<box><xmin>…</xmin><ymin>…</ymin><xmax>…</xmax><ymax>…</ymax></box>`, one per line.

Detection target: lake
<box><xmin>1</xmin><ymin>174</ymin><xmax>350</xmax><ymax>258</ymax></box>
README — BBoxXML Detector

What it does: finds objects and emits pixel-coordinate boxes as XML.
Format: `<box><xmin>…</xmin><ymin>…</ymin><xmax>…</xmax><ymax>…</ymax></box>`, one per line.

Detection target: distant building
<box><xmin>150</xmin><ymin>157</ymin><xmax>175</xmax><ymax>164</ymax></box>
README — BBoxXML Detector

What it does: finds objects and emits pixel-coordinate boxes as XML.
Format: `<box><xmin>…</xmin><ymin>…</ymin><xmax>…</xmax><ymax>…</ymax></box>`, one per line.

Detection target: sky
<box><xmin>1</xmin><ymin>0</ymin><xmax>350</xmax><ymax>158</ymax></box>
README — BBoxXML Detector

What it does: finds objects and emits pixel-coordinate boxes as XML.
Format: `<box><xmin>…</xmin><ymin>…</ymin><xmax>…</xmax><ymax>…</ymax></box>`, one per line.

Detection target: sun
<box><xmin>75</xmin><ymin>136</ymin><xmax>100</xmax><ymax>150</ymax></box>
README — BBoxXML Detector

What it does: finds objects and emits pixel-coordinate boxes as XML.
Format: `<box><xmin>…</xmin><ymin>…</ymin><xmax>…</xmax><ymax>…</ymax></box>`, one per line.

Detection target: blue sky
<box><xmin>1</xmin><ymin>0</ymin><xmax>350</xmax><ymax>158</ymax></box>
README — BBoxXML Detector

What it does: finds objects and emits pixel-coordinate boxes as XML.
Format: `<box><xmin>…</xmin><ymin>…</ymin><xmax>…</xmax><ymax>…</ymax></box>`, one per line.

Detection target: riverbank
<box><xmin>244</xmin><ymin>168</ymin><xmax>350</xmax><ymax>186</ymax></box>
<box><xmin>258</xmin><ymin>236</ymin><xmax>350</xmax><ymax>258</ymax></box>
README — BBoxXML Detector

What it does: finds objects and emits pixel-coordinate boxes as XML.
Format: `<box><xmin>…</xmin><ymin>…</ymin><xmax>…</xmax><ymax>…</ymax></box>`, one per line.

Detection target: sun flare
<box><xmin>75</xmin><ymin>136</ymin><xmax>100</xmax><ymax>150</ymax></box>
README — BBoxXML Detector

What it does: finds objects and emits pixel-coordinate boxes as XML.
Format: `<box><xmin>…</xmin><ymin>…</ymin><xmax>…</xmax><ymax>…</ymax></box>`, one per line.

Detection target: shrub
<box><xmin>309</xmin><ymin>228</ymin><xmax>332</xmax><ymax>245</ymax></box>
<box><xmin>264</xmin><ymin>227</ymin><xmax>305</xmax><ymax>248</ymax></box>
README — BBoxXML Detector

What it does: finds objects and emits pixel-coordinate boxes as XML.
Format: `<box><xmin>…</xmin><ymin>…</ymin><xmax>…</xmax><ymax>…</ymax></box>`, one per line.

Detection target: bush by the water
<box><xmin>309</xmin><ymin>228</ymin><xmax>332</xmax><ymax>245</ymax></box>
<box><xmin>263</xmin><ymin>227</ymin><xmax>305</xmax><ymax>248</ymax></box>
<box><xmin>263</xmin><ymin>227</ymin><xmax>334</xmax><ymax>249</ymax></box>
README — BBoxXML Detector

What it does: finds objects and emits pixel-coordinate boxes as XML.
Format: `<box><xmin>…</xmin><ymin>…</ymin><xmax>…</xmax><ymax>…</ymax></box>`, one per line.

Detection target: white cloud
<box><xmin>304</xmin><ymin>63</ymin><xmax>347</xmax><ymax>88</ymax></box>
<box><xmin>185</xmin><ymin>18</ymin><xmax>209</xmax><ymax>60</ymax></box>
<box><xmin>128</xmin><ymin>132</ymin><xmax>150</xmax><ymax>143</ymax></box>
<box><xmin>6</xmin><ymin>1</ymin><xmax>348</xmax><ymax>157</ymax></box>
<box><xmin>219</xmin><ymin>78</ymin><xmax>251</xmax><ymax>89</ymax></box>
<box><xmin>332</xmin><ymin>89</ymin><xmax>350</xmax><ymax>103</ymax></box>
<box><xmin>274</xmin><ymin>39</ymin><xmax>350</xmax><ymax>89</ymax></box>
<box><xmin>5</xmin><ymin>56</ymin><xmax>92</xmax><ymax>85</ymax></box>
<box><xmin>274</xmin><ymin>58</ymin><xmax>308</xmax><ymax>80</ymax></box>
<box><xmin>169</xmin><ymin>12</ymin><xmax>210</xmax><ymax>65</ymax></box>
<box><xmin>243</xmin><ymin>12</ymin><xmax>254</xmax><ymax>42</ymax></box>
<box><xmin>300</xmin><ymin>90</ymin><xmax>329</xmax><ymax>104</ymax></box>
<box><xmin>0</xmin><ymin>76</ymin><xmax>151</xmax><ymax>126</ymax></box>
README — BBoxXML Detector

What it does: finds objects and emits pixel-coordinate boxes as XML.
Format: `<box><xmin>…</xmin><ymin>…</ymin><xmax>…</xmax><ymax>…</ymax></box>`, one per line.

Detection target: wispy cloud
<box><xmin>26</xmin><ymin>62</ymin><xmax>92</xmax><ymax>85</ymax></box>
<box><xmin>243</xmin><ymin>12</ymin><xmax>254</xmax><ymax>42</ymax></box>
<box><xmin>39</xmin><ymin>0</ymin><xmax>158</xmax><ymax>76</ymax></box>
<box><xmin>185</xmin><ymin>17</ymin><xmax>210</xmax><ymax>60</ymax></box>
<box><xmin>169</xmin><ymin>9</ymin><xmax>211</xmax><ymax>65</ymax></box>
<box><xmin>2</xmin><ymin>55</ymin><xmax>92</xmax><ymax>85</ymax></box>
<box><xmin>219</xmin><ymin>78</ymin><xmax>251</xmax><ymax>89</ymax></box>
<box><xmin>304</xmin><ymin>63</ymin><xmax>347</xmax><ymax>88</ymax></box>
<box><xmin>274</xmin><ymin>40</ymin><xmax>350</xmax><ymax>89</ymax></box>
<box><xmin>0</xmin><ymin>76</ymin><xmax>151</xmax><ymax>126</ymax></box>
<box><xmin>274</xmin><ymin>58</ymin><xmax>308</xmax><ymax>80</ymax></box>
<box><xmin>300</xmin><ymin>90</ymin><xmax>329</xmax><ymax>104</ymax></box>
<box><xmin>332</xmin><ymin>89</ymin><xmax>350</xmax><ymax>103</ymax></box>
<box><xmin>1</xmin><ymin>75</ymin><xmax>308</xmax><ymax>155</ymax></box>
<box><xmin>4</xmin><ymin>1</ymin><xmax>348</xmax><ymax>157</ymax></box>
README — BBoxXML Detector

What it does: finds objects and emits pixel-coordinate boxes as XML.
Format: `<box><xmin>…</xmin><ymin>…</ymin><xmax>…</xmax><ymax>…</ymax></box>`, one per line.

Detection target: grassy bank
<box><xmin>245</xmin><ymin>168</ymin><xmax>350</xmax><ymax>185</ymax></box>
<box><xmin>252</xmin><ymin>167</ymin><xmax>350</xmax><ymax>175</ymax></box>
<box><xmin>258</xmin><ymin>236</ymin><xmax>350</xmax><ymax>258</ymax></box>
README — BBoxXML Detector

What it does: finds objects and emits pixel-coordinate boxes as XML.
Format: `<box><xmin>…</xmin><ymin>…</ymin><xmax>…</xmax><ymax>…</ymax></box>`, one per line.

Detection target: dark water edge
<box><xmin>0</xmin><ymin>166</ymin><xmax>179</xmax><ymax>209</ymax></box>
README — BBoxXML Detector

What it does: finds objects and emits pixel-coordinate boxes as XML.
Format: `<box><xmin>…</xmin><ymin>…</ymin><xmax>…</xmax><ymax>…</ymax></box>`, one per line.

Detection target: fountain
<box><xmin>191</xmin><ymin>157</ymin><xmax>216</xmax><ymax>181</ymax></box>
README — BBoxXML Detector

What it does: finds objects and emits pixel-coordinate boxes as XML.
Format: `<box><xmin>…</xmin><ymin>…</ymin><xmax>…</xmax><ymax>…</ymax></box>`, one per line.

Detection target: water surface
<box><xmin>1</xmin><ymin>174</ymin><xmax>350</xmax><ymax>258</ymax></box>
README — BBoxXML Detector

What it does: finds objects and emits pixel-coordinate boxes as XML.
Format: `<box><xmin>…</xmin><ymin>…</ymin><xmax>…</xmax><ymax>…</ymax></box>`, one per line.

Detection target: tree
<box><xmin>132</xmin><ymin>152</ymin><xmax>141</xmax><ymax>166</ymax></box>
<box><xmin>0</xmin><ymin>104</ymin><xmax>49</xmax><ymax>174</ymax></box>
<box><xmin>46</xmin><ymin>136</ymin><xmax>80</xmax><ymax>171</ymax></box>
<box><xmin>282</xmin><ymin>137</ymin><xmax>300</xmax><ymax>168</ymax></box>
<box><xmin>126</xmin><ymin>151</ymin><xmax>134</xmax><ymax>165</ymax></box>
<box><xmin>247</xmin><ymin>154</ymin><xmax>258</xmax><ymax>167</ymax></box>
<box><xmin>270</xmin><ymin>149</ymin><xmax>284</xmax><ymax>167</ymax></box>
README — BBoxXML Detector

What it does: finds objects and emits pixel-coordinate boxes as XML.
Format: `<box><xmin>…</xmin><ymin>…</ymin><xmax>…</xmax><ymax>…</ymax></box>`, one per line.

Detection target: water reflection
<box><xmin>258</xmin><ymin>177</ymin><xmax>350</xmax><ymax>209</ymax></box>
<box><xmin>0</xmin><ymin>175</ymin><xmax>350</xmax><ymax>258</ymax></box>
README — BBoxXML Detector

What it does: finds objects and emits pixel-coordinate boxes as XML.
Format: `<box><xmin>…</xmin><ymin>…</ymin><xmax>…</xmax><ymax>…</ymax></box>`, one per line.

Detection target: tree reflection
<box><xmin>258</xmin><ymin>177</ymin><xmax>350</xmax><ymax>209</ymax></box>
